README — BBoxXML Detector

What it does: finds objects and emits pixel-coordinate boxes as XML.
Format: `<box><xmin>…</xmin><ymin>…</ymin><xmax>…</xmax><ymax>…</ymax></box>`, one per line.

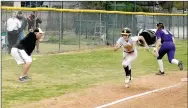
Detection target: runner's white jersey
<box><xmin>116</xmin><ymin>36</ymin><xmax>138</xmax><ymax>52</ymax></box>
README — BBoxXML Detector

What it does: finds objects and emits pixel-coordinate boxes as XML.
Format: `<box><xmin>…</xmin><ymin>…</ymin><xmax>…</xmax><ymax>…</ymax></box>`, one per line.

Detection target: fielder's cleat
<box><xmin>178</xmin><ymin>61</ymin><xmax>183</xmax><ymax>71</ymax></box>
<box><xmin>156</xmin><ymin>71</ymin><xmax>165</xmax><ymax>75</ymax></box>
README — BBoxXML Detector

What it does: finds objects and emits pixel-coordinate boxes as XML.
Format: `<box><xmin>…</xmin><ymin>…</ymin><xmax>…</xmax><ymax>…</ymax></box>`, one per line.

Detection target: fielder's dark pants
<box><xmin>7</xmin><ymin>30</ymin><xmax>19</xmax><ymax>54</ymax></box>
<box><xmin>157</xmin><ymin>42</ymin><xmax>175</xmax><ymax>63</ymax></box>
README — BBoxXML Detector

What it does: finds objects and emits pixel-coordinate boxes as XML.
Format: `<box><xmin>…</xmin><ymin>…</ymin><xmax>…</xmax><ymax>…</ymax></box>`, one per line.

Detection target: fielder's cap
<box><xmin>121</xmin><ymin>27</ymin><xmax>131</xmax><ymax>35</ymax></box>
<box><xmin>34</xmin><ymin>28</ymin><xmax>44</xmax><ymax>33</ymax></box>
<box><xmin>156</xmin><ymin>22</ymin><xmax>164</xmax><ymax>29</ymax></box>
<box><xmin>156</xmin><ymin>22</ymin><xmax>163</xmax><ymax>26</ymax></box>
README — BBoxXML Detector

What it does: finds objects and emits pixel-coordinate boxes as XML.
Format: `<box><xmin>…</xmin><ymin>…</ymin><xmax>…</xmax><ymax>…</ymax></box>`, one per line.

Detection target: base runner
<box><xmin>114</xmin><ymin>28</ymin><xmax>149</xmax><ymax>88</ymax></box>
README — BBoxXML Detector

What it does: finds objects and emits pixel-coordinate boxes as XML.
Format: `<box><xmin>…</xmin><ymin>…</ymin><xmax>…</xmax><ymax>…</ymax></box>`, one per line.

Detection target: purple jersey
<box><xmin>155</xmin><ymin>29</ymin><xmax>173</xmax><ymax>43</ymax></box>
<box><xmin>155</xmin><ymin>29</ymin><xmax>176</xmax><ymax>62</ymax></box>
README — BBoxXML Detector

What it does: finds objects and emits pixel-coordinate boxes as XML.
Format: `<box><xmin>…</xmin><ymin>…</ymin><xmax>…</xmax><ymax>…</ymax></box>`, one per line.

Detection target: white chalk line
<box><xmin>95</xmin><ymin>83</ymin><xmax>182</xmax><ymax>108</ymax></box>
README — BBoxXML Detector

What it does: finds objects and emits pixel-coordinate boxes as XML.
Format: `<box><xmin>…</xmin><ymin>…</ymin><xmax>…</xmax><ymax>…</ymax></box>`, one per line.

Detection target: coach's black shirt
<box><xmin>14</xmin><ymin>32</ymin><xmax>37</xmax><ymax>56</ymax></box>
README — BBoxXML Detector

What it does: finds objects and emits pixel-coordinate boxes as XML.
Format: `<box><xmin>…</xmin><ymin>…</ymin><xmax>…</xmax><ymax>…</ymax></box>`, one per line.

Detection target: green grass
<box><xmin>31</xmin><ymin>34</ymin><xmax>106</xmax><ymax>54</ymax></box>
<box><xmin>37</xmin><ymin>42</ymin><xmax>104</xmax><ymax>54</ymax></box>
<box><xmin>2</xmin><ymin>40</ymin><xmax>187</xmax><ymax>108</ymax></box>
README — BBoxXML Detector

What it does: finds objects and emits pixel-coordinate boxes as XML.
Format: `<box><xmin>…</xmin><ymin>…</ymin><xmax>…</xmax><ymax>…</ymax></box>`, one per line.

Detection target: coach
<box><xmin>11</xmin><ymin>28</ymin><xmax>44</xmax><ymax>82</ymax></box>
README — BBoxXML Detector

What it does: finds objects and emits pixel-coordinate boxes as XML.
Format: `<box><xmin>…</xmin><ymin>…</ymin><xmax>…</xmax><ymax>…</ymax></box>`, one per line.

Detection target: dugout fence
<box><xmin>1</xmin><ymin>6</ymin><xmax>187</xmax><ymax>54</ymax></box>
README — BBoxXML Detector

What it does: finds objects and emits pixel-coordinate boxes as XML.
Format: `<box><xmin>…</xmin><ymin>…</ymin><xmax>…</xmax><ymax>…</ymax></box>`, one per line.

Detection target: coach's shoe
<box><xmin>18</xmin><ymin>76</ymin><xmax>30</xmax><ymax>82</ymax></box>
<box><xmin>156</xmin><ymin>71</ymin><xmax>165</xmax><ymax>75</ymax></box>
<box><xmin>18</xmin><ymin>77</ymin><xmax>27</xmax><ymax>82</ymax></box>
<box><xmin>23</xmin><ymin>75</ymin><xmax>31</xmax><ymax>80</ymax></box>
<box><xmin>178</xmin><ymin>61</ymin><xmax>183</xmax><ymax>71</ymax></box>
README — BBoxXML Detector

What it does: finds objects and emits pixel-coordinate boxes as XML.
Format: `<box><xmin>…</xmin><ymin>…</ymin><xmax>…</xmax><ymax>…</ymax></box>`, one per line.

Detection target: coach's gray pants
<box><xmin>7</xmin><ymin>30</ymin><xmax>19</xmax><ymax>54</ymax></box>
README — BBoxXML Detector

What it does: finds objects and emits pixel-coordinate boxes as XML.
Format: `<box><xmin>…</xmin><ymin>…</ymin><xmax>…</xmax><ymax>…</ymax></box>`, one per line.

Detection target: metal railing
<box><xmin>1</xmin><ymin>6</ymin><xmax>187</xmax><ymax>54</ymax></box>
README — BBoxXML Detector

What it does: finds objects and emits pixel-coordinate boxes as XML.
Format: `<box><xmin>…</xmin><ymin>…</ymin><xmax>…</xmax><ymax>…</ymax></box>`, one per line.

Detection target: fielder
<box><xmin>11</xmin><ymin>28</ymin><xmax>44</xmax><ymax>82</ymax></box>
<box><xmin>114</xmin><ymin>28</ymin><xmax>149</xmax><ymax>87</ymax></box>
<box><xmin>154</xmin><ymin>22</ymin><xmax>183</xmax><ymax>75</ymax></box>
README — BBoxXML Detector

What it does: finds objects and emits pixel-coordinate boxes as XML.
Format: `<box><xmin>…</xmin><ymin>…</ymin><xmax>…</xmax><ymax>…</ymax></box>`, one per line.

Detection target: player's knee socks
<box><xmin>129</xmin><ymin>69</ymin><xmax>131</xmax><ymax>80</ymax></box>
<box><xmin>124</xmin><ymin>66</ymin><xmax>130</xmax><ymax>76</ymax></box>
<box><xmin>170</xmin><ymin>59</ymin><xmax>179</xmax><ymax>65</ymax></box>
<box><xmin>157</xmin><ymin>59</ymin><xmax>164</xmax><ymax>72</ymax></box>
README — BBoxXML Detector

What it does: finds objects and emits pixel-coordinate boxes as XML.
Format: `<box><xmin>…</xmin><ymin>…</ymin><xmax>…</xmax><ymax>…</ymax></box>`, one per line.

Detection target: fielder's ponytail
<box><xmin>157</xmin><ymin>22</ymin><xmax>164</xmax><ymax>29</ymax></box>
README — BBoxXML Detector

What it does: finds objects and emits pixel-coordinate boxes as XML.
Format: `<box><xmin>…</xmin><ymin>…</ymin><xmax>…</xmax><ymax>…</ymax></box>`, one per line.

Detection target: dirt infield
<box><xmin>12</xmin><ymin>71</ymin><xmax>187</xmax><ymax>108</ymax></box>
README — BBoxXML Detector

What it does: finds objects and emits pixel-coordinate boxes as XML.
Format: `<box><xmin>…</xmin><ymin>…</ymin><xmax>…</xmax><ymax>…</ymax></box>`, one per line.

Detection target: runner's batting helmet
<box><xmin>121</xmin><ymin>28</ymin><xmax>131</xmax><ymax>36</ymax></box>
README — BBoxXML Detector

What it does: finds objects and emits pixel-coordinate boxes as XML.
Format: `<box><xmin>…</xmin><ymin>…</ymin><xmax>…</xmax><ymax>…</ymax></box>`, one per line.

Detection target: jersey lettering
<box><xmin>162</xmin><ymin>29</ymin><xmax>169</xmax><ymax>35</ymax></box>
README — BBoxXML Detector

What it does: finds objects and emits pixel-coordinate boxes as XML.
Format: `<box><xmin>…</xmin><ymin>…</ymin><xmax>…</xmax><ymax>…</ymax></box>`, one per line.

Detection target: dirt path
<box><xmin>12</xmin><ymin>71</ymin><xmax>187</xmax><ymax>108</ymax></box>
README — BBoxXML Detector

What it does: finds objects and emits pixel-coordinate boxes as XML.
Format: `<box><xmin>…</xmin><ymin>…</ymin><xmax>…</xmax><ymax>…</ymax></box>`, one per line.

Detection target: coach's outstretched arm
<box><xmin>137</xmin><ymin>36</ymin><xmax>149</xmax><ymax>49</ymax></box>
<box><xmin>114</xmin><ymin>44</ymin><xmax>121</xmax><ymax>52</ymax></box>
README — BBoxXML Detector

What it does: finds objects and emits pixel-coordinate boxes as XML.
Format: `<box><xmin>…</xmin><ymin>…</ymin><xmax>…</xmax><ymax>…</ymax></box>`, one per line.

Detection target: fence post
<box><xmin>131</xmin><ymin>14</ymin><xmax>134</xmax><ymax>33</ymax></box>
<box><xmin>169</xmin><ymin>15</ymin><xmax>171</xmax><ymax>31</ymax></box>
<box><xmin>153</xmin><ymin>2</ymin><xmax>155</xmax><ymax>28</ymax></box>
<box><xmin>115</xmin><ymin>13</ymin><xmax>117</xmax><ymax>44</ymax></box>
<box><xmin>5</xmin><ymin>9</ymin><xmax>8</xmax><ymax>55</ymax></box>
<box><xmin>59</xmin><ymin>11</ymin><xmax>62</xmax><ymax>53</ymax></box>
<box><xmin>183</xmin><ymin>1</ymin><xmax>185</xmax><ymax>39</ymax></box>
<box><xmin>85</xmin><ymin>19</ymin><xmax>88</xmax><ymax>39</ymax></box>
<box><xmin>100</xmin><ymin>12</ymin><xmax>102</xmax><ymax>44</ymax></box>
<box><xmin>143</xmin><ymin>15</ymin><xmax>146</xmax><ymax>30</ymax></box>
<box><xmin>183</xmin><ymin>15</ymin><xmax>184</xmax><ymax>39</ymax></box>
<box><xmin>178</xmin><ymin>16</ymin><xmax>180</xmax><ymax>39</ymax></box>
<box><xmin>105</xmin><ymin>13</ymin><xmax>109</xmax><ymax>45</ymax></box>
<box><xmin>112</xmin><ymin>17</ymin><xmax>115</xmax><ymax>45</ymax></box>
<box><xmin>79</xmin><ymin>12</ymin><xmax>81</xmax><ymax>50</ymax></box>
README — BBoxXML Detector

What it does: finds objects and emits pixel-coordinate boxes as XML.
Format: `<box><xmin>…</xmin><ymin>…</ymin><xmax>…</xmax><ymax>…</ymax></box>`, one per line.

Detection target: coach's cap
<box><xmin>156</xmin><ymin>22</ymin><xmax>164</xmax><ymax>26</ymax></box>
<box><xmin>38</xmin><ymin>28</ymin><xmax>44</xmax><ymax>33</ymax></box>
<box><xmin>17</xmin><ymin>11</ymin><xmax>22</xmax><ymax>15</ymax></box>
<box><xmin>34</xmin><ymin>28</ymin><xmax>44</xmax><ymax>33</ymax></box>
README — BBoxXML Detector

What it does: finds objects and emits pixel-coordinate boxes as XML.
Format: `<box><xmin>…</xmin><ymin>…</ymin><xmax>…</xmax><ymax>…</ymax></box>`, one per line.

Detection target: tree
<box><xmin>173</xmin><ymin>1</ymin><xmax>188</xmax><ymax>10</ymax></box>
<box><xmin>80</xmin><ymin>1</ymin><xmax>107</xmax><ymax>10</ymax></box>
<box><xmin>1</xmin><ymin>1</ymin><xmax>13</xmax><ymax>6</ymax></box>
<box><xmin>158</xmin><ymin>1</ymin><xmax>188</xmax><ymax>11</ymax></box>
<box><xmin>158</xmin><ymin>1</ymin><xmax>174</xmax><ymax>13</ymax></box>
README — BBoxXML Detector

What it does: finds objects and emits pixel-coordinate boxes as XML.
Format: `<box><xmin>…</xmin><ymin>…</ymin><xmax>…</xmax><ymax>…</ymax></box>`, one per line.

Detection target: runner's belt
<box><xmin>124</xmin><ymin>50</ymin><xmax>134</xmax><ymax>53</ymax></box>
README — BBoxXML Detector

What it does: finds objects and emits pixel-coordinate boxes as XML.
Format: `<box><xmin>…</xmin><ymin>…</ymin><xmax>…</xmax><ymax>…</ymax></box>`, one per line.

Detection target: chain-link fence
<box><xmin>1</xmin><ymin>7</ymin><xmax>187</xmax><ymax>55</ymax></box>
